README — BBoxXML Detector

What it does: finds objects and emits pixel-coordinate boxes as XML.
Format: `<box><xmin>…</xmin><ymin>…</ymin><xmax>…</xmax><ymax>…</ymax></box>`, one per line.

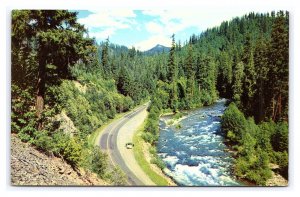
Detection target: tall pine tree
<box><xmin>167</xmin><ymin>34</ymin><xmax>178</xmax><ymax>112</ymax></box>
<box><xmin>267</xmin><ymin>11</ymin><xmax>289</xmax><ymax>121</ymax></box>
<box><xmin>12</xmin><ymin>10</ymin><xmax>94</xmax><ymax>130</ymax></box>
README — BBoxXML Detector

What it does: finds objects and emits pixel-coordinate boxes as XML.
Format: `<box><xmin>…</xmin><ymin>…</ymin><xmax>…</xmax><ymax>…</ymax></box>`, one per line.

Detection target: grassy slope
<box><xmin>133</xmin><ymin>121</ymin><xmax>169</xmax><ymax>186</ymax></box>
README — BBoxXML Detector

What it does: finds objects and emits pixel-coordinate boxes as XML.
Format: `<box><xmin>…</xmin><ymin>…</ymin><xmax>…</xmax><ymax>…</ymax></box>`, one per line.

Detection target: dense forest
<box><xmin>11</xmin><ymin>10</ymin><xmax>288</xmax><ymax>186</ymax></box>
<box><xmin>142</xmin><ymin>11</ymin><xmax>289</xmax><ymax>185</ymax></box>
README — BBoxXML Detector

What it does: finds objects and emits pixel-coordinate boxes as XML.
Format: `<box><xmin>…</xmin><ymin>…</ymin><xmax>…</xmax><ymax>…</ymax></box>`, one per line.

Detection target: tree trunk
<box><xmin>277</xmin><ymin>92</ymin><xmax>282</xmax><ymax>120</ymax></box>
<box><xmin>271</xmin><ymin>97</ymin><xmax>276</xmax><ymax>121</ymax></box>
<box><xmin>36</xmin><ymin>51</ymin><xmax>46</xmax><ymax>130</ymax></box>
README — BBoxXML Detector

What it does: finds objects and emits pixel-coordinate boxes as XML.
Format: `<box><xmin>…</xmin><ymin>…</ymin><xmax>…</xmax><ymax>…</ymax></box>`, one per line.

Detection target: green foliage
<box><xmin>267</xmin><ymin>11</ymin><xmax>289</xmax><ymax>121</ymax></box>
<box><xmin>101</xmin><ymin>38</ymin><xmax>110</xmax><ymax>77</ymax></box>
<box><xmin>272</xmin><ymin>121</ymin><xmax>288</xmax><ymax>152</ymax></box>
<box><xmin>175</xmin><ymin>123</ymin><xmax>182</xmax><ymax>129</ymax></box>
<box><xmin>235</xmin><ymin>148</ymin><xmax>272</xmax><ymax>185</ymax></box>
<box><xmin>173</xmin><ymin>112</ymin><xmax>183</xmax><ymax>120</ymax></box>
<box><xmin>222</xmin><ymin>102</ymin><xmax>288</xmax><ymax>185</ymax></box>
<box><xmin>150</xmin><ymin>156</ymin><xmax>166</xmax><ymax>170</ymax></box>
<box><xmin>33</xmin><ymin>130</ymin><xmax>54</xmax><ymax>153</ymax></box>
<box><xmin>62</xmin><ymin>138</ymin><xmax>83</xmax><ymax>166</ymax></box>
<box><xmin>88</xmin><ymin>146</ymin><xmax>108</xmax><ymax>178</ymax></box>
<box><xmin>141</xmin><ymin>132</ymin><xmax>156</xmax><ymax>144</ymax></box>
<box><xmin>232</xmin><ymin>61</ymin><xmax>244</xmax><ymax>106</ymax></box>
<box><xmin>55</xmin><ymin>69</ymin><xmax>134</xmax><ymax>139</ymax></box>
<box><xmin>222</xmin><ymin>103</ymin><xmax>247</xmax><ymax>143</ymax></box>
<box><xmin>145</xmin><ymin>118</ymin><xmax>159</xmax><ymax>136</ymax></box>
<box><xmin>107</xmin><ymin>166</ymin><xmax>127</xmax><ymax>185</ymax></box>
<box><xmin>273</xmin><ymin>151</ymin><xmax>288</xmax><ymax>179</ymax></box>
<box><xmin>11</xmin><ymin>85</ymin><xmax>37</xmax><ymax>142</ymax></box>
<box><xmin>167</xmin><ymin>34</ymin><xmax>177</xmax><ymax>83</ymax></box>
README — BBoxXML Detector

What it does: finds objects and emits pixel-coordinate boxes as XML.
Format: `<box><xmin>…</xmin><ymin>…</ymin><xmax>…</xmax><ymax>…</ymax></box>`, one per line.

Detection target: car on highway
<box><xmin>125</xmin><ymin>142</ymin><xmax>134</xmax><ymax>149</ymax></box>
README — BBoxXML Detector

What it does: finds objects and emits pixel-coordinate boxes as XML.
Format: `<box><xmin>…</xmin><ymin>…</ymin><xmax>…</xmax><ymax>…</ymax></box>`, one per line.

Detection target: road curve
<box><xmin>98</xmin><ymin>103</ymin><xmax>154</xmax><ymax>186</ymax></box>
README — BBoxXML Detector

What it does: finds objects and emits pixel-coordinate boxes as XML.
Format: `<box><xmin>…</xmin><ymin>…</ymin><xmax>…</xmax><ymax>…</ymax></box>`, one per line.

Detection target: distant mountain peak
<box><xmin>145</xmin><ymin>44</ymin><xmax>170</xmax><ymax>55</ymax></box>
<box><xmin>155</xmin><ymin>44</ymin><xmax>165</xmax><ymax>48</ymax></box>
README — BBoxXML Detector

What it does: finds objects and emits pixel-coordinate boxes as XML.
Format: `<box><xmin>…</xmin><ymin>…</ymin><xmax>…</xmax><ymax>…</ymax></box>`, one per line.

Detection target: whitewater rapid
<box><xmin>157</xmin><ymin>99</ymin><xmax>242</xmax><ymax>186</ymax></box>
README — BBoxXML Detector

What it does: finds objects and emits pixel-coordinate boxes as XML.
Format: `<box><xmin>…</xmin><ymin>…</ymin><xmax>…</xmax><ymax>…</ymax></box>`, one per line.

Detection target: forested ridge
<box><xmin>11</xmin><ymin>10</ymin><xmax>288</xmax><ymax>186</ymax></box>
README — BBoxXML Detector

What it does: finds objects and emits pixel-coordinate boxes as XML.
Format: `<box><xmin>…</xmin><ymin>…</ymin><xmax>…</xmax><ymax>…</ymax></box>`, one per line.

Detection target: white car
<box><xmin>125</xmin><ymin>142</ymin><xmax>134</xmax><ymax>149</ymax></box>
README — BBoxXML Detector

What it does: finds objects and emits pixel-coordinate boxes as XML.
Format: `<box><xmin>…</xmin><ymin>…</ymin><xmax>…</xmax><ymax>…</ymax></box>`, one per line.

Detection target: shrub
<box><xmin>150</xmin><ymin>156</ymin><xmax>166</xmax><ymax>170</ymax></box>
<box><xmin>52</xmin><ymin>132</ymin><xmax>83</xmax><ymax>166</ymax></box>
<box><xmin>222</xmin><ymin>103</ymin><xmax>247</xmax><ymax>143</ymax></box>
<box><xmin>273</xmin><ymin>151</ymin><xmax>288</xmax><ymax>179</ymax></box>
<box><xmin>107</xmin><ymin>166</ymin><xmax>127</xmax><ymax>185</ymax></box>
<box><xmin>258</xmin><ymin>121</ymin><xmax>275</xmax><ymax>154</ymax></box>
<box><xmin>235</xmin><ymin>148</ymin><xmax>272</xmax><ymax>185</ymax></box>
<box><xmin>89</xmin><ymin>146</ymin><xmax>108</xmax><ymax>178</ymax></box>
<box><xmin>175</xmin><ymin>123</ymin><xmax>182</xmax><ymax>129</ymax></box>
<box><xmin>11</xmin><ymin>85</ymin><xmax>37</xmax><ymax>142</ymax></box>
<box><xmin>33</xmin><ymin>130</ymin><xmax>53</xmax><ymax>153</ymax></box>
<box><xmin>173</xmin><ymin>112</ymin><xmax>183</xmax><ymax>120</ymax></box>
<box><xmin>166</xmin><ymin>119</ymin><xmax>174</xmax><ymax>125</ymax></box>
<box><xmin>144</xmin><ymin>118</ymin><xmax>159</xmax><ymax>136</ymax></box>
<box><xmin>149</xmin><ymin>146</ymin><xmax>157</xmax><ymax>155</ymax></box>
<box><xmin>141</xmin><ymin>132</ymin><xmax>155</xmax><ymax>144</ymax></box>
<box><xmin>272</xmin><ymin>121</ymin><xmax>288</xmax><ymax>152</ymax></box>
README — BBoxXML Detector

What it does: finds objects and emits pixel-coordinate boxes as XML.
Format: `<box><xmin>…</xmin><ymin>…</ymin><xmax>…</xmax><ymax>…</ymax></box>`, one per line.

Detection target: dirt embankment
<box><xmin>266</xmin><ymin>164</ymin><xmax>288</xmax><ymax>186</ymax></box>
<box><xmin>11</xmin><ymin>134</ymin><xmax>106</xmax><ymax>186</ymax></box>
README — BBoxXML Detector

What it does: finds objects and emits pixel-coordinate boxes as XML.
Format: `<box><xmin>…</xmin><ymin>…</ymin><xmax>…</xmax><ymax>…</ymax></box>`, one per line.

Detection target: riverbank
<box><xmin>224</xmin><ymin>140</ymin><xmax>288</xmax><ymax>186</ymax></box>
<box><xmin>133</xmin><ymin>120</ymin><xmax>176</xmax><ymax>186</ymax></box>
<box><xmin>221</xmin><ymin>102</ymin><xmax>289</xmax><ymax>186</ymax></box>
<box><xmin>160</xmin><ymin>111</ymin><xmax>188</xmax><ymax>129</ymax></box>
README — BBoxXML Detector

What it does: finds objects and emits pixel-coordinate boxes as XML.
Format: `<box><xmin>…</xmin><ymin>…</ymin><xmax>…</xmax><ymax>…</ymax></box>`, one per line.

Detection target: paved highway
<box><xmin>98</xmin><ymin>104</ymin><xmax>154</xmax><ymax>185</ymax></box>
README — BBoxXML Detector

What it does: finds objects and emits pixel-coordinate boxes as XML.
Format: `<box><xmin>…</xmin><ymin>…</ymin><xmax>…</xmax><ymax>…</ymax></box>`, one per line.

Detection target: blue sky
<box><xmin>76</xmin><ymin>9</ymin><xmax>274</xmax><ymax>51</ymax></box>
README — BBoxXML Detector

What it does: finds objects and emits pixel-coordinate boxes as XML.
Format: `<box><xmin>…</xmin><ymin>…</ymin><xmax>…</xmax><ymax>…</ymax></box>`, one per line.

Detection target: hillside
<box><xmin>11</xmin><ymin>134</ymin><xmax>106</xmax><ymax>186</ymax></box>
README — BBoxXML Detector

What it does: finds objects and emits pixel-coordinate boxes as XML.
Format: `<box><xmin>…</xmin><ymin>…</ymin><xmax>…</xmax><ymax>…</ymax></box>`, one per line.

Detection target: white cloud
<box><xmin>78</xmin><ymin>10</ymin><xmax>136</xmax><ymax>40</ymax></box>
<box><xmin>135</xmin><ymin>8</ymin><xmax>274</xmax><ymax>51</ymax></box>
<box><xmin>88</xmin><ymin>28</ymin><xmax>116</xmax><ymax>40</ymax></box>
<box><xmin>142</xmin><ymin>8</ymin><xmax>274</xmax><ymax>35</ymax></box>
<box><xmin>145</xmin><ymin>21</ymin><xmax>164</xmax><ymax>34</ymax></box>
<box><xmin>89</xmin><ymin>10</ymin><xmax>136</xmax><ymax>18</ymax></box>
<box><xmin>134</xmin><ymin>35</ymin><xmax>172</xmax><ymax>51</ymax></box>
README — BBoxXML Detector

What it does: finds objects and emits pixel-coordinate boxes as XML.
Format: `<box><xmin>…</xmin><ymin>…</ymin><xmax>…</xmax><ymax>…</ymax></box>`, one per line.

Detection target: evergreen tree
<box><xmin>267</xmin><ymin>11</ymin><xmax>289</xmax><ymax>121</ymax></box>
<box><xmin>185</xmin><ymin>44</ymin><xmax>195</xmax><ymax>99</ymax></box>
<box><xmin>242</xmin><ymin>51</ymin><xmax>256</xmax><ymax>115</ymax></box>
<box><xmin>12</xmin><ymin>10</ymin><xmax>94</xmax><ymax>130</ymax></box>
<box><xmin>195</xmin><ymin>55</ymin><xmax>208</xmax><ymax>92</ymax></box>
<box><xmin>167</xmin><ymin>34</ymin><xmax>178</xmax><ymax>112</ymax></box>
<box><xmin>217</xmin><ymin>51</ymin><xmax>232</xmax><ymax>98</ymax></box>
<box><xmin>232</xmin><ymin>61</ymin><xmax>245</xmax><ymax>106</ymax></box>
<box><xmin>254</xmin><ymin>36</ymin><xmax>269</xmax><ymax>122</ymax></box>
<box><xmin>101</xmin><ymin>37</ymin><xmax>110</xmax><ymax>77</ymax></box>
<box><xmin>167</xmin><ymin>34</ymin><xmax>176</xmax><ymax>83</ymax></box>
<box><xmin>117</xmin><ymin>65</ymin><xmax>132</xmax><ymax>96</ymax></box>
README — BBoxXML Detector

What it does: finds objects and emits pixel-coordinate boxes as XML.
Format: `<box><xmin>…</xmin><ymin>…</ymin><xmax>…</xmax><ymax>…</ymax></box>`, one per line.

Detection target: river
<box><xmin>157</xmin><ymin>99</ymin><xmax>242</xmax><ymax>186</ymax></box>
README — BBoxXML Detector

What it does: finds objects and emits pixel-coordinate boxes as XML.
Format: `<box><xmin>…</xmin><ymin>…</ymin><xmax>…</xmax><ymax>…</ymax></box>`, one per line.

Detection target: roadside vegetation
<box><xmin>133</xmin><ymin>121</ymin><xmax>170</xmax><ymax>186</ymax></box>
